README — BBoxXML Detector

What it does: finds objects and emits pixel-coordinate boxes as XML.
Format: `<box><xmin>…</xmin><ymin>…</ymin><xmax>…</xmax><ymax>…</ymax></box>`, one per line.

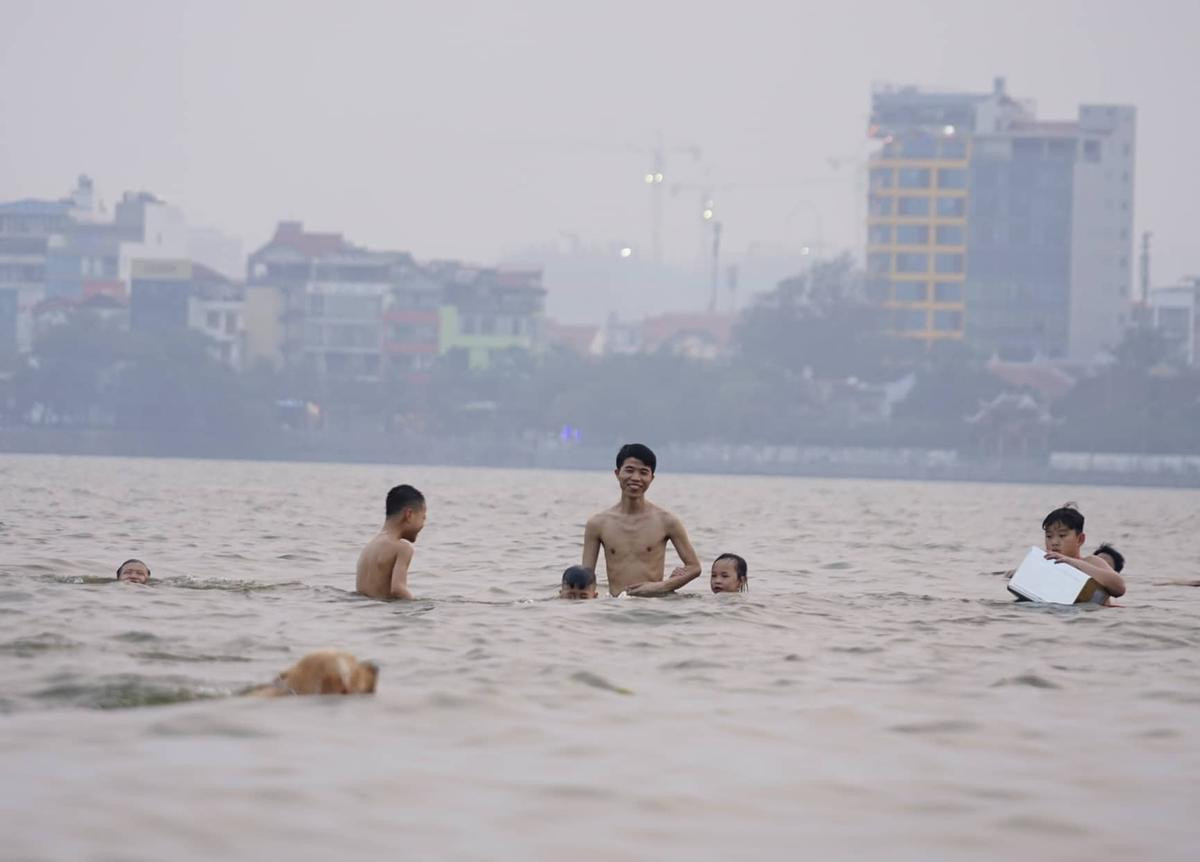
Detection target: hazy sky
<box><xmin>2</xmin><ymin>0</ymin><xmax>1198</xmax><ymax>284</ymax></box>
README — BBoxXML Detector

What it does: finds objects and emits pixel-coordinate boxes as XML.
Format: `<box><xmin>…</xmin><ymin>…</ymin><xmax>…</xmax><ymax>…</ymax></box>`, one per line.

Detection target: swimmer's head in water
<box><xmin>116</xmin><ymin>559</ymin><xmax>150</xmax><ymax>584</ymax></box>
<box><xmin>560</xmin><ymin>565</ymin><xmax>597</xmax><ymax>599</ymax></box>
<box><xmin>386</xmin><ymin>484</ymin><xmax>426</xmax><ymax>541</ymax></box>
<box><xmin>710</xmin><ymin>553</ymin><xmax>747</xmax><ymax>593</ymax></box>
<box><xmin>1093</xmin><ymin>543</ymin><xmax>1125</xmax><ymax>573</ymax></box>
<box><xmin>615</xmin><ymin>443</ymin><xmax>656</xmax><ymax>498</ymax></box>
<box><xmin>1043</xmin><ymin>503</ymin><xmax>1085</xmax><ymax>557</ymax></box>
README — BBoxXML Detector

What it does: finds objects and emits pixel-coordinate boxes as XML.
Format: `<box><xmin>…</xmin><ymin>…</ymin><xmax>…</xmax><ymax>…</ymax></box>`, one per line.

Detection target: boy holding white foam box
<box><xmin>1039</xmin><ymin>503</ymin><xmax>1126</xmax><ymax>601</ymax></box>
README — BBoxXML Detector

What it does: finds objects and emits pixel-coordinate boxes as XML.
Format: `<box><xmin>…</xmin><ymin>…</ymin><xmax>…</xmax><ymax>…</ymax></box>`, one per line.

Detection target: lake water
<box><xmin>1</xmin><ymin>453</ymin><xmax>1198</xmax><ymax>861</ymax></box>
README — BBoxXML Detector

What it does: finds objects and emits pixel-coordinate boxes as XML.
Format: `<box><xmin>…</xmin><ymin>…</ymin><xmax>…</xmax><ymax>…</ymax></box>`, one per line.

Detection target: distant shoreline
<box><xmin>2</xmin><ymin>428</ymin><xmax>1199</xmax><ymax>489</ymax></box>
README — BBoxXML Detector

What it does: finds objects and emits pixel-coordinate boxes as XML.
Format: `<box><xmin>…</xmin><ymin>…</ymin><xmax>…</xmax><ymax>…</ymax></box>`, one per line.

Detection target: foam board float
<box><xmin>1007</xmin><ymin>546</ymin><xmax>1108</xmax><ymax>605</ymax></box>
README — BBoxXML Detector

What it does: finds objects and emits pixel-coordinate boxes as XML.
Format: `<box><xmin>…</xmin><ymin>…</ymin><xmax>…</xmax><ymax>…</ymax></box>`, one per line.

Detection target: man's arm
<box><xmin>389</xmin><ymin>541</ymin><xmax>415</xmax><ymax>600</ymax></box>
<box><xmin>582</xmin><ymin>516</ymin><xmax>602</xmax><ymax>571</ymax></box>
<box><xmin>627</xmin><ymin>514</ymin><xmax>702</xmax><ymax>597</ymax></box>
<box><xmin>1045</xmin><ymin>551</ymin><xmax>1126</xmax><ymax>597</ymax></box>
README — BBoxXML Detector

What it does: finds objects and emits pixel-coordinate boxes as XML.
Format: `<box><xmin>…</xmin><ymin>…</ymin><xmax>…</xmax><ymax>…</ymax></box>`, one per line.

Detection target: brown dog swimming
<box><xmin>246</xmin><ymin>649</ymin><xmax>379</xmax><ymax>697</ymax></box>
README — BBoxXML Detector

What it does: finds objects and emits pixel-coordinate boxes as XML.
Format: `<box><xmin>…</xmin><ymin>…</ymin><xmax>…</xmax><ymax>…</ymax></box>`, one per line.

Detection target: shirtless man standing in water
<box><xmin>582</xmin><ymin>443</ymin><xmax>702</xmax><ymax>597</ymax></box>
<box><xmin>356</xmin><ymin>484</ymin><xmax>426</xmax><ymax>600</ymax></box>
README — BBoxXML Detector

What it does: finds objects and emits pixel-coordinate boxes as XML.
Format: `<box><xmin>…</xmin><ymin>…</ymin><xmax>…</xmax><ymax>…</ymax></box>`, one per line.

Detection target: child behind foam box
<box><xmin>1035</xmin><ymin>503</ymin><xmax>1126</xmax><ymax>604</ymax></box>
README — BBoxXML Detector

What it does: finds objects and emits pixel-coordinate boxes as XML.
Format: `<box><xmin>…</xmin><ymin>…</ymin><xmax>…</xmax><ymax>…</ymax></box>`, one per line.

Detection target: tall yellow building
<box><xmin>866</xmin><ymin>131</ymin><xmax>969</xmax><ymax>345</ymax></box>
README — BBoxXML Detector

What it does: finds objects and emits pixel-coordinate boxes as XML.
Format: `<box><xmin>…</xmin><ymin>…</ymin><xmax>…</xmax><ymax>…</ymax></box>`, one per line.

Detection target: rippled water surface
<box><xmin>1</xmin><ymin>453</ymin><xmax>1198</xmax><ymax>861</ymax></box>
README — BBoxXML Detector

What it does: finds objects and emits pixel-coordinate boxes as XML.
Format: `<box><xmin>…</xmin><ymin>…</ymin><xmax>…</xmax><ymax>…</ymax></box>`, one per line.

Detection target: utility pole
<box><xmin>709</xmin><ymin>221</ymin><xmax>723</xmax><ymax>313</ymax></box>
<box><xmin>1139</xmin><ymin>231</ymin><xmax>1151</xmax><ymax>305</ymax></box>
<box><xmin>643</xmin><ymin>136</ymin><xmax>701</xmax><ymax>266</ymax></box>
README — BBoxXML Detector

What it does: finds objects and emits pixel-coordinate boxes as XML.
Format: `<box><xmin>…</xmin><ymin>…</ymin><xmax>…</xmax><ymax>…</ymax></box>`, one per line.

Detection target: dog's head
<box><xmin>277</xmin><ymin>650</ymin><xmax>379</xmax><ymax>695</ymax></box>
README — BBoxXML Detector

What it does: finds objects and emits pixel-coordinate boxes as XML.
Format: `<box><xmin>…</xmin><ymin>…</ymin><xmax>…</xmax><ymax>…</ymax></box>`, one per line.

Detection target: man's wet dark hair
<box><xmin>714</xmin><ymin>553</ymin><xmax>748</xmax><ymax>582</ymax></box>
<box><xmin>115</xmin><ymin>559</ymin><xmax>150</xmax><ymax>578</ymax></box>
<box><xmin>386</xmin><ymin>484</ymin><xmax>425</xmax><ymax>518</ymax></box>
<box><xmin>615</xmin><ymin>443</ymin><xmax>656</xmax><ymax>474</ymax></box>
<box><xmin>561</xmin><ymin>565</ymin><xmax>596</xmax><ymax>588</ymax></box>
<box><xmin>1093</xmin><ymin>543</ymin><xmax>1125</xmax><ymax>573</ymax></box>
<box><xmin>1042</xmin><ymin>503</ymin><xmax>1084</xmax><ymax>534</ymax></box>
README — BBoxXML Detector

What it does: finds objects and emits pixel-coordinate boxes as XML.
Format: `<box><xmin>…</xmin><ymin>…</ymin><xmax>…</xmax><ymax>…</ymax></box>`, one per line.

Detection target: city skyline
<box><xmin>2</xmin><ymin>0</ymin><xmax>1198</xmax><ymax>286</ymax></box>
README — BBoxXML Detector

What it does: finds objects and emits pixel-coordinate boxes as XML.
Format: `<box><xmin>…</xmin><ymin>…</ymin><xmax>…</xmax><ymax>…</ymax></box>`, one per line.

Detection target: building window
<box><xmin>867</xmin><ymin>253</ymin><xmax>890</xmax><ymax>275</ymax></box>
<box><xmin>933</xmin><ymin>310</ymin><xmax>963</xmax><ymax>331</ymax></box>
<box><xmin>895</xmin><ymin>225</ymin><xmax>929</xmax><ymax>245</ymax></box>
<box><xmin>462</xmin><ymin>315</ymin><xmax>477</xmax><ymax>335</ymax></box>
<box><xmin>934</xmin><ymin>282</ymin><xmax>963</xmax><ymax>303</ymax></box>
<box><xmin>870</xmin><ymin>168</ymin><xmax>894</xmax><ymax>189</ymax></box>
<box><xmin>895</xmin><ymin>309</ymin><xmax>927</xmax><ymax>331</ymax></box>
<box><xmin>1083</xmin><ymin>140</ymin><xmax>1101</xmax><ymax>162</ymax></box>
<box><xmin>937</xmin><ymin>168</ymin><xmax>967</xmax><ymax>189</ymax></box>
<box><xmin>934</xmin><ymin>253</ymin><xmax>964</xmax><ymax>274</ymax></box>
<box><xmin>865</xmin><ymin>278</ymin><xmax>889</xmax><ymax>301</ymax></box>
<box><xmin>869</xmin><ymin>196</ymin><xmax>894</xmax><ymax>216</ymax></box>
<box><xmin>941</xmin><ymin>138</ymin><xmax>967</xmax><ymax>159</ymax></box>
<box><xmin>867</xmin><ymin>224</ymin><xmax>892</xmax><ymax>245</ymax></box>
<box><xmin>935</xmin><ymin>225</ymin><xmax>965</xmax><ymax>245</ymax></box>
<box><xmin>895</xmin><ymin>253</ymin><xmax>929</xmax><ymax>274</ymax></box>
<box><xmin>225</xmin><ymin>311</ymin><xmax>237</xmax><ymax>334</ymax></box>
<box><xmin>900</xmin><ymin>136</ymin><xmax>937</xmax><ymax>159</ymax></box>
<box><xmin>936</xmin><ymin>197</ymin><xmax>966</xmax><ymax>218</ymax></box>
<box><xmin>898</xmin><ymin>168</ymin><xmax>931</xmax><ymax>189</ymax></box>
<box><xmin>207</xmin><ymin>310</ymin><xmax>221</xmax><ymax>329</ymax></box>
<box><xmin>894</xmin><ymin>282</ymin><xmax>927</xmax><ymax>302</ymax></box>
<box><xmin>898</xmin><ymin>197</ymin><xmax>931</xmax><ymax>216</ymax></box>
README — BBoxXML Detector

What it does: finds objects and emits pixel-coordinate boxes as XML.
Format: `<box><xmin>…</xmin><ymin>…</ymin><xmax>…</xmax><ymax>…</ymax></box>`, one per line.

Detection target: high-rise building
<box><xmin>867</xmin><ymin>78</ymin><xmax>1135</xmax><ymax>361</ymax></box>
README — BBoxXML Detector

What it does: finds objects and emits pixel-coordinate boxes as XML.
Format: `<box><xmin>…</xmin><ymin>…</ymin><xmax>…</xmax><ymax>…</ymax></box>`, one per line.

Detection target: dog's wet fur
<box><xmin>245</xmin><ymin>649</ymin><xmax>379</xmax><ymax>697</ymax></box>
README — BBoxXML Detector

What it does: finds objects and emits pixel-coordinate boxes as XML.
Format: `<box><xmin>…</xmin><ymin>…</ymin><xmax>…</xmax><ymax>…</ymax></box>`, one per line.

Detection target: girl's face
<box><xmin>710</xmin><ymin>559</ymin><xmax>743</xmax><ymax>593</ymax></box>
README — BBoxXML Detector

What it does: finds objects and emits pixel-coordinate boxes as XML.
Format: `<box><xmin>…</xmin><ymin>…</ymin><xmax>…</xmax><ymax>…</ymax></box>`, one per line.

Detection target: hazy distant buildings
<box><xmin>0</xmin><ymin>184</ymin><xmax>76</xmax><ymax>354</ymax></box>
<box><xmin>130</xmin><ymin>259</ymin><xmax>244</xmax><ymax>368</ymax></box>
<box><xmin>428</xmin><ymin>262</ymin><xmax>544</xmax><ymax>369</ymax></box>
<box><xmin>245</xmin><ymin>222</ymin><xmax>405</xmax><ymax>381</ymax></box>
<box><xmin>1148</xmin><ymin>277</ymin><xmax>1200</xmax><ymax>366</ymax></box>
<box><xmin>867</xmin><ymin>78</ymin><xmax>1136</xmax><ymax>361</ymax></box>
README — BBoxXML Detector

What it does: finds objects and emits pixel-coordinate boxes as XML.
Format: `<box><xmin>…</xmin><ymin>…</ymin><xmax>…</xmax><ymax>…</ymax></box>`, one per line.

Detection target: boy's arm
<box><xmin>389</xmin><ymin>542</ymin><xmax>415</xmax><ymax>600</ymax></box>
<box><xmin>1045</xmin><ymin>551</ymin><xmax>1126</xmax><ymax>597</ymax></box>
<box><xmin>582</xmin><ymin>516</ymin><xmax>602</xmax><ymax>571</ymax></box>
<box><xmin>627</xmin><ymin>515</ymin><xmax>702</xmax><ymax>597</ymax></box>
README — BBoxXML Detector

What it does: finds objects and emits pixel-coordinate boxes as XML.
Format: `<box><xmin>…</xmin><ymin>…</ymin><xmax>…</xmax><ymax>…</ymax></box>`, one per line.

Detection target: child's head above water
<box><xmin>385</xmin><ymin>484</ymin><xmax>426</xmax><ymax>542</ymax></box>
<box><xmin>710</xmin><ymin>553</ymin><xmax>747</xmax><ymax>593</ymax></box>
<box><xmin>116</xmin><ymin>559</ymin><xmax>150</xmax><ymax>584</ymax></box>
<box><xmin>1093</xmin><ymin>542</ymin><xmax>1125</xmax><ymax>573</ymax></box>
<box><xmin>559</xmin><ymin>565</ymin><xmax>597</xmax><ymax>599</ymax></box>
<box><xmin>1042</xmin><ymin>503</ymin><xmax>1086</xmax><ymax>557</ymax></box>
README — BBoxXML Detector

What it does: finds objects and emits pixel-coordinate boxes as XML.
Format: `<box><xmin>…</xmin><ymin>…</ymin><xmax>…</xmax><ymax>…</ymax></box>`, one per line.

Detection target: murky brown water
<box><xmin>1</xmin><ymin>453</ymin><xmax>1198</xmax><ymax>860</ymax></box>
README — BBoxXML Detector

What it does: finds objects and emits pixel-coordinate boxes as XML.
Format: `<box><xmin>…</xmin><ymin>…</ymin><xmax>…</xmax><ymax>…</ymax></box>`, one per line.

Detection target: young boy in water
<box><xmin>356</xmin><ymin>484</ymin><xmax>426</xmax><ymax>600</ymax></box>
<box><xmin>1092</xmin><ymin>543</ymin><xmax>1125</xmax><ymax>576</ymax></box>
<box><xmin>559</xmin><ymin>565</ymin><xmax>598</xmax><ymax>599</ymax></box>
<box><xmin>1041</xmin><ymin>504</ymin><xmax>1126</xmax><ymax>601</ymax></box>
<box><xmin>710</xmin><ymin>553</ymin><xmax>748</xmax><ymax>593</ymax></box>
<box><xmin>116</xmin><ymin>559</ymin><xmax>150</xmax><ymax>584</ymax></box>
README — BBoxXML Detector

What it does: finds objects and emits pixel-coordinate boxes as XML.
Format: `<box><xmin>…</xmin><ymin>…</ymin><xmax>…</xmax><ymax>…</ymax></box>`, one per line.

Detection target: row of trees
<box><xmin>3</xmin><ymin>254</ymin><xmax>1198</xmax><ymax>454</ymax></box>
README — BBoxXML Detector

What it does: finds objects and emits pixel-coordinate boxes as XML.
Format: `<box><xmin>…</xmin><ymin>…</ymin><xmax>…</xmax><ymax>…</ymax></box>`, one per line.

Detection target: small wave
<box><xmin>0</xmin><ymin>632</ymin><xmax>83</xmax><ymax>656</ymax></box>
<box><xmin>991</xmin><ymin>673</ymin><xmax>1061</xmax><ymax>689</ymax></box>
<box><xmin>889</xmin><ymin>719</ymin><xmax>977</xmax><ymax>734</ymax></box>
<box><xmin>570</xmin><ymin>670</ymin><xmax>633</xmax><ymax>695</ymax></box>
<box><xmin>114</xmin><ymin>631</ymin><xmax>162</xmax><ymax>643</ymax></box>
<box><xmin>135</xmin><ymin>649</ymin><xmax>254</xmax><ymax>664</ymax></box>
<box><xmin>34</xmin><ymin>675</ymin><xmax>225</xmax><ymax>710</ymax></box>
<box><xmin>160</xmin><ymin>577</ymin><xmax>303</xmax><ymax>592</ymax></box>
<box><xmin>147</xmin><ymin>713</ymin><xmax>272</xmax><ymax>738</ymax></box>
